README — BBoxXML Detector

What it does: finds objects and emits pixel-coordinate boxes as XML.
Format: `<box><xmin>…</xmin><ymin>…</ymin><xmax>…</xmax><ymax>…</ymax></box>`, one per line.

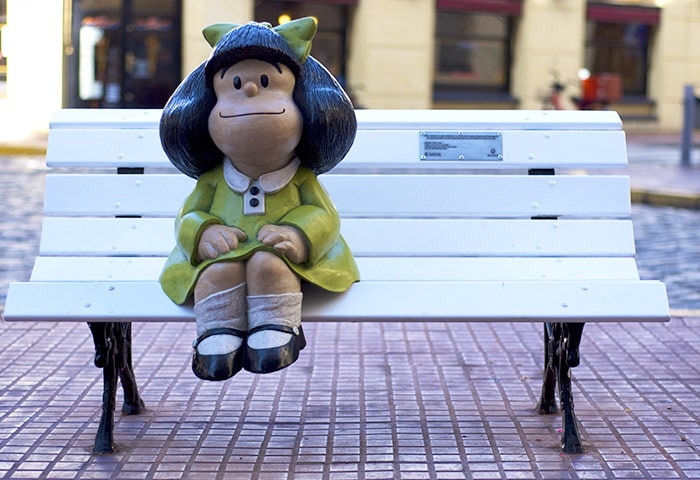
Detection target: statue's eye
<box><xmin>260</xmin><ymin>74</ymin><xmax>269</xmax><ymax>88</ymax></box>
<box><xmin>233</xmin><ymin>76</ymin><xmax>242</xmax><ymax>89</ymax></box>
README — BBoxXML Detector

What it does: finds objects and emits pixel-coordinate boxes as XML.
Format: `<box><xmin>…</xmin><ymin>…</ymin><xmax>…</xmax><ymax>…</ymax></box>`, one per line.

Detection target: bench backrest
<box><xmin>42</xmin><ymin>109</ymin><xmax>633</xmax><ymax>256</ymax></box>
<box><xmin>40</xmin><ymin>109</ymin><xmax>633</xmax><ymax>260</ymax></box>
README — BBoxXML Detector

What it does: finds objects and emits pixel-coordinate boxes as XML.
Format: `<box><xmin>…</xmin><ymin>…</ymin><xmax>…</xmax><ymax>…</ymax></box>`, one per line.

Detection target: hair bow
<box><xmin>203</xmin><ymin>17</ymin><xmax>317</xmax><ymax>64</ymax></box>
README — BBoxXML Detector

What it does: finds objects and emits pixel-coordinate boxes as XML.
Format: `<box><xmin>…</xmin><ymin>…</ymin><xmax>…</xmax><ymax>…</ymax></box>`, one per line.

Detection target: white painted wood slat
<box><xmin>49</xmin><ymin>108</ymin><xmax>163</xmax><ymax>128</ymax></box>
<box><xmin>50</xmin><ymin>108</ymin><xmax>624</xmax><ymax>131</ymax></box>
<box><xmin>46</xmin><ymin>128</ymin><xmax>628</xmax><ymax>170</ymax></box>
<box><xmin>29</xmin><ymin>256</ymin><xmax>642</xmax><ymax>283</ymax></box>
<box><xmin>44</xmin><ymin>174</ymin><xmax>193</xmax><ymax>216</ymax></box>
<box><xmin>326</xmin><ymin>174</ymin><xmax>631</xmax><ymax>218</ymax></box>
<box><xmin>47</xmin><ymin>128</ymin><xmax>171</xmax><ymax>168</ymax></box>
<box><xmin>44</xmin><ymin>173</ymin><xmax>631</xmax><ymax>218</ymax></box>
<box><xmin>37</xmin><ymin>217</ymin><xmax>637</xmax><ymax>257</ymax></box>
<box><xmin>340</xmin><ymin>129</ymin><xmax>627</xmax><ymax>171</ymax></box>
<box><xmin>46</xmin><ymin>109</ymin><xmax>627</xmax><ymax>170</ymax></box>
<box><xmin>353</xmin><ymin>109</ymin><xmax>624</xmax><ymax>130</ymax></box>
<box><xmin>3</xmin><ymin>279</ymin><xmax>669</xmax><ymax>323</ymax></box>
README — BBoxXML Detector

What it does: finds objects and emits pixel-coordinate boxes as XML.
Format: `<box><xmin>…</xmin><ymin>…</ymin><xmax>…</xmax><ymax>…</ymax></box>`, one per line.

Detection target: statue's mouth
<box><xmin>219</xmin><ymin>109</ymin><xmax>286</xmax><ymax>119</ymax></box>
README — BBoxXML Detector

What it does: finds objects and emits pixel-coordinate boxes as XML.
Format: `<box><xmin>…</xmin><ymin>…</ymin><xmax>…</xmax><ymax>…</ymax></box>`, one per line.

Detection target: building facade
<box><xmin>1</xmin><ymin>0</ymin><xmax>698</xmax><ymax>137</ymax></box>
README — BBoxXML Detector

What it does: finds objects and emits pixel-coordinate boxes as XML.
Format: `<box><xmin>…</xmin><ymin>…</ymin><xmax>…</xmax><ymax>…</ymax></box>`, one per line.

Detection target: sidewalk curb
<box><xmin>631</xmin><ymin>189</ymin><xmax>700</xmax><ymax>210</ymax></box>
<box><xmin>0</xmin><ymin>145</ymin><xmax>47</xmax><ymax>156</ymax></box>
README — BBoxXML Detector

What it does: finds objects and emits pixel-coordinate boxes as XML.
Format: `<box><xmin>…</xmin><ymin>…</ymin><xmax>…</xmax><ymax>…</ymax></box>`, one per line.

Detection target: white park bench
<box><xmin>3</xmin><ymin>108</ymin><xmax>669</xmax><ymax>454</ymax></box>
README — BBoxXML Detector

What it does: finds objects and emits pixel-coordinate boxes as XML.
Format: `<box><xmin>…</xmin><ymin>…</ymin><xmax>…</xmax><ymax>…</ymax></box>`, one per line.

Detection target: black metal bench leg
<box><xmin>559</xmin><ymin>323</ymin><xmax>584</xmax><ymax>453</ymax></box>
<box><xmin>564</xmin><ymin>322</ymin><xmax>584</xmax><ymax>368</ymax></box>
<box><xmin>536</xmin><ymin>322</ymin><xmax>584</xmax><ymax>453</ymax></box>
<box><xmin>559</xmin><ymin>347</ymin><xmax>582</xmax><ymax>452</ymax></box>
<box><xmin>536</xmin><ymin>322</ymin><xmax>558</xmax><ymax>414</ymax></box>
<box><xmin>88</xmin><ymin>322</ymin><xmax>112</xmax><ymax>368</ymax></box>
<box><xmin>87</xmin><ymin>322</ymin><xmax>145</xmax><ymax>454</ymax></box>
<box><xmin>90</xmin><ymin>322</ymin><xmax>118</xmax><ymax>453</ymax></box>
<box><xmin>116</xmin><ymin>323</ymin><xmax>146</xmax><ymax>415</ymax></box>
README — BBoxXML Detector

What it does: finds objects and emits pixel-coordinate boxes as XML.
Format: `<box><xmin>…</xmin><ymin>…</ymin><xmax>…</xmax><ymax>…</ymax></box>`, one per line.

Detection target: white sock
<box><xmin>247</xmin><ymin>293</ymin><xmax>302</xmax><ymax>349</ymax></box>
<box><xmin>193</xmin><ymin>283</ymin><xmax>247</xmax><ymax>355</ymax></box>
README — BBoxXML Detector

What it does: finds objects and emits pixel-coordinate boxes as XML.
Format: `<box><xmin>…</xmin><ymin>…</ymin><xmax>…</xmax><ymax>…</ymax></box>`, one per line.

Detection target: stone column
<box><xmin>182</xmin><ymin>0</ymin><xmax>254</xmax><ymax>75</ymax></box>
<box><xmin>347</xmin><ymin>0</ymin><xmax>435</xmax><ymax>109</ymax></box>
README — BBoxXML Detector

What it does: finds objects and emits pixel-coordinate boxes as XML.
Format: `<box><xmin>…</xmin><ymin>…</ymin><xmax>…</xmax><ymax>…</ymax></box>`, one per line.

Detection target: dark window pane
<box><xmin>69</xmin><ymin>0</ymin><xmax>181</xmax><ymax>108</ymax></box>
<box><xmin>434</xmin><ymin>11</ymin><xmax>510</xmax><ymax>93</ymax></box>
<box><xmin>585</xmin><ymin>22</ymin><xmax>649</xmax><ymax>96</ymax></box>
<box><xmin>254</xmin><ymin>1</ymin><xmax>348</xmax><ymax>83</ymax></box>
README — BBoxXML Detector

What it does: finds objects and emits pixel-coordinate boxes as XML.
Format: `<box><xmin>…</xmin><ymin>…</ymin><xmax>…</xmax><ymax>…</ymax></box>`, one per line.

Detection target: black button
<box><xmin>250</xmin><ymin>198</ymin><xmax>260</xmax><ymax>207</ymax></box>
<box><xmin>250</xmin><ymin>186</ymin><xmax>260</xmax><ymax>195</ymax></box>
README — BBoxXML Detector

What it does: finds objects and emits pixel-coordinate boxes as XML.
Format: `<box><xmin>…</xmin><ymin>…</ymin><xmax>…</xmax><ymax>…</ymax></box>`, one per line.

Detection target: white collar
<box><xmin>223</xmin><ymin>157</ymin><xmax>300</xmax><ymax>194</ymax></box>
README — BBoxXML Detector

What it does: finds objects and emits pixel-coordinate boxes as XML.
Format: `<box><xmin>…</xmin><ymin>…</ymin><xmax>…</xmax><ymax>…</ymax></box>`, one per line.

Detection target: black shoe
<box><xmin>244</xmin><ymin>325</ymin><xmax>306</xmax><ymax>374</ymax></box>
<box><xmin>192</xmin><ymin>327</ymin><xmax>246</xmax><ymax>381</ymax></box>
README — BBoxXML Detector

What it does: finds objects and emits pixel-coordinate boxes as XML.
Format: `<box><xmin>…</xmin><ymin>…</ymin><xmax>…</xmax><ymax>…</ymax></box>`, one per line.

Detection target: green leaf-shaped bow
<box><xmin>203</xmin><ymin>17</ymin><xmax>317</xmax><ymax>64</ymax></box>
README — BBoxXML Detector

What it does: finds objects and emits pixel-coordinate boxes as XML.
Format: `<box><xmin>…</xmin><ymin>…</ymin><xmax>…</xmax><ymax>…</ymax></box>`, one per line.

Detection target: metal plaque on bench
<box><xmin>419</xmin><ymin>131</ymin><xmax>503</xmax><ymax>162</ymax></box>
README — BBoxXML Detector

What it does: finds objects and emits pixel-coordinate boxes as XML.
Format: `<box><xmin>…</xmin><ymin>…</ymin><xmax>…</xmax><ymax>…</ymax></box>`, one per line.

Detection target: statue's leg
<box><xmin>116</xmin><ymin>322</ymin><xmax>145</xmax><ymax>415</ymax></box>
<box><xmin>89</xmin><ymin>322</ymin><xmax>119</xmax><ymax>454</ymax></box>
<box><xmin>192</xmin><ymin>264</ymin><xmax>248</xmax><ymax>381</ymax></box>
<box><xmin>536</xmin><ymin>322</ymin><xmax>558</xmax><ymax>414</ymax></box>
<box><xmin>559</xmin><ymin>323</ymin><xmax>584</xmax><ymax>453</ymax></box>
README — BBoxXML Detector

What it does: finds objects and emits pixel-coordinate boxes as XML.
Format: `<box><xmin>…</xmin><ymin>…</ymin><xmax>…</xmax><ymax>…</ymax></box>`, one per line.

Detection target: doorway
<box><xmin>65</xmin><ymin>0</ymin><xmax>181</xmax><ymax>108</ymax></box>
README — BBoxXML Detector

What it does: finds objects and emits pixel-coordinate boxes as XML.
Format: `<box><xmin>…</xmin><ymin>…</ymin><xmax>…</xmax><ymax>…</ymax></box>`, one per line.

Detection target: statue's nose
<box><xmin>243</xmin><ymin>81</ymin><xmax>259</xmax><ymax>97</ymax></box>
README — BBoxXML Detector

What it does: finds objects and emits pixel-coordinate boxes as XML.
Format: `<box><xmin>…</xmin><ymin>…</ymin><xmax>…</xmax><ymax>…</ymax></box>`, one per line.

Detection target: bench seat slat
<box><xmin>38</xmin><ymin>217</ymin><xmax>637</xmax><ymax>257</ymax></box>
<box><xmin>44</xmin><ymin>174</ymin><xmax>631</xmax><ymax>218</ymax></box>
<box><xmin>4</xmin><ymin>279</ymin><xmax>668</xmax><ymax>323</ymax></box>
<box><xmin>29</xmin><ymin>256</ymin><xmax>642</xmax><ymax>282</ymax></box>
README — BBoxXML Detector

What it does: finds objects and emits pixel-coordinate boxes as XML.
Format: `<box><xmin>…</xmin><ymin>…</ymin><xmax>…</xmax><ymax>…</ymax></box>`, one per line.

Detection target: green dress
<box><xmin>160</xmin><ymin>160</ymin><xmax>359</xmax><ymax>304</ymax></box>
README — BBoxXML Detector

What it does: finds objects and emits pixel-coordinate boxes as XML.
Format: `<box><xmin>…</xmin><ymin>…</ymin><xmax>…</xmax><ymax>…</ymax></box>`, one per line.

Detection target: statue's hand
<box><xmin>258</xmin><ymin>225</ymin><xmax>309</xmax><ymax>264</ymax></box>
<box><xmin>197</xmin><ymin>225</ymin><xmax>247</xmax><ymax>261</ymax></box>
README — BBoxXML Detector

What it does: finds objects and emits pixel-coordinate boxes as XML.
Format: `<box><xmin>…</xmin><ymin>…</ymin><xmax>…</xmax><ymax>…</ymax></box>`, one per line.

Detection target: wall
<box><xmin>182</xmin><ymin>0</ymin><xmax>254</xmax><ymax>75</ymax></box>
<box><xmin>347</xmin><ymin>0</ymin><xmax>435</xmax><ymax>109</ymax></box>
<box><xmin>650</xmin><ymin>0</ymin><xmax>700</xmax><ymax>131</ymax></box>
<box><xmin>1</xmin><ymin>0</ymin><xmax>63</xmax><ymax>136</ymax></box>
<box><xmin>513</xmin><ymin>0</ymin><xmax>587</xmax><ymax>110</ymax></box>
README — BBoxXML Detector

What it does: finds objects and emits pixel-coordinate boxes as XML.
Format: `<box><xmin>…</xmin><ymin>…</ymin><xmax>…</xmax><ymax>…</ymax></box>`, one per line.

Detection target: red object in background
<box><xmin>581</xmin><ymin>73</ymin><xmax>622</xmax><ymax>104</ymax></box>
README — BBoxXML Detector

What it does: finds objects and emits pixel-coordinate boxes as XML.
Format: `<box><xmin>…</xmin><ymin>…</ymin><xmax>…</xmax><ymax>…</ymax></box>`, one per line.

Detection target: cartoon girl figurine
<box><xmin>159</xmin><ymin>18</ymin><xmax>359</xmax><ymax>381</ymax></box>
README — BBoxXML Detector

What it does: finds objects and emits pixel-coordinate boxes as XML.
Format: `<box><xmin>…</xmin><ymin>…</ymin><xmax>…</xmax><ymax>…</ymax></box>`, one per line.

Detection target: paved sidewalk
<box><xmin>625</xmin><ymin>132</ymin><xmax>700</xmax><ymax>209</ymax></box>
<box><xmin>1</xmin><ymin>318</ymin><xmax>700</xmax><ymax>479</ymax></box>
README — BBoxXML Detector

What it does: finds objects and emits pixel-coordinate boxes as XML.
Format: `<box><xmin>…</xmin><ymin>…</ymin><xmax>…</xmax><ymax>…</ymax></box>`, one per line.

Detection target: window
<box><xmin>254</xmin><ymin>1</ymin><xmax>351</xmax><ymax>87</ymax></box>
<box><xmin>67</xmin><ymin>0</ymin><xmax>181</xmax><ymax>108</ymax></box>
<box><xmin>584</xmin><ymin>3</ymin><xmax>660</xmax><ymax>99</ymax></box>
<box><xmin>434</xmin><ymin>10</ymin><xmax>513</xmax><ymax>99</ymax></box>
<box><xmin>584</xmin><ymin>22</ymin><xmax>650</xmax><ymax>97</ymax></box>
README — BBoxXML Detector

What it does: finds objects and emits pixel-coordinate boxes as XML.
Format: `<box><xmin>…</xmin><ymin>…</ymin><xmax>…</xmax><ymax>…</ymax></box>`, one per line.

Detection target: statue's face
<box><xmin>209</xmin><ymin>59</ymin><xmax>303</xmax><ymax>177</ymax></box>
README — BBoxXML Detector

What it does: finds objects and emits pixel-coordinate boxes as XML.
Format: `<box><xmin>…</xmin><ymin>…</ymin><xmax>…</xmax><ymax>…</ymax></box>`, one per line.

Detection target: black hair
<box><xmin>160</xmin><ymin>22</ymin><xmax>356</xmax><ymax>179</ymax></box>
